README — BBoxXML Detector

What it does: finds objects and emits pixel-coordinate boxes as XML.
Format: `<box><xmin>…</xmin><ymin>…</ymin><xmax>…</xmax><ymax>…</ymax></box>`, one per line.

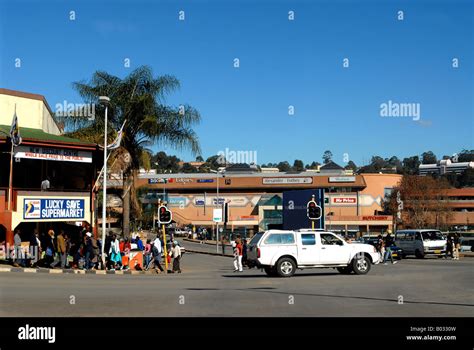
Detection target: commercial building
<box><xmin>0</xmin><ymin>88</ymin><xmax>101</xmax><ymax>245</ymax></box>
<box><xmin>136</xmin><ymin>168</ymin><xmax>403</xmax><ymax>237</ymax></box>
<box><xmin>419</xmin><ymin>159</ymin><xmax>474</xmax><ymax>176</ymax></box>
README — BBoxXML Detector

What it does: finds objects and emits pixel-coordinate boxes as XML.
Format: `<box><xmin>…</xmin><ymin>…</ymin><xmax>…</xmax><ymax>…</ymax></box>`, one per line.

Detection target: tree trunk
<box><xmin>123</xmin><ymin>175</ymin><xmax>131</xmax><ymax>239</ymax></box>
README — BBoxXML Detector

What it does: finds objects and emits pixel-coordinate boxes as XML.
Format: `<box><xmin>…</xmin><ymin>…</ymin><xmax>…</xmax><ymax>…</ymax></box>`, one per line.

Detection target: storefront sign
<box><xmin>24</xmin><ymin>198</ymin><xmax>85</xmax><ymax>220</ymax></box>
<box><xmin>175</xmin><ymin>178</ymin><xmax>193</xmax><ymax>183</ymax></box>
<box><xmin>197</xmin><ymin>179</ymin><xmax>214</xmax><ymax>183</ymax></box>
<box><xmin>362</xmin><ymin>216</ymin><xmax>389</xmax><ymax>221</ymax></box>
<box><xmin>148</xmin><ymin>178</ymin><xmax>167</xmax><ymax>184</ymax></box>
<box><xmin>213</xmin><ymin>208</ymin><xmax>223</xmax><ymax>222</ymax></box>
<box><xmin>263</xmin><ymin>177</ymin><xmax>313</xmax><ymax>185</ymax></box>
<box><xmin>15</xmin><ymin>146</ymin><xmax>92</xmax><ymax>163</ymax></box>
<box><xmin>332</xmin><ymin>197</ymin><xmax>357</xmax><ymax>204</ymax></box>
<box><xmin>328</xmin><ymin>176</ymin><xmax>356</xmax><ymax>183</ymax></box>
<box><xmin>167</xmin><ymin>197</ymin><xmax>188</xmax><ymax>206</ymax></box>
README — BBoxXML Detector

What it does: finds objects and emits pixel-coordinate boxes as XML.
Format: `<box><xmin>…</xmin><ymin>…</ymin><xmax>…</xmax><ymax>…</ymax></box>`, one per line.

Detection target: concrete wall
<box><xmin>0</xmin><ymin>92</ymin><xmax>61</xmax><ymax>135</ymax></box>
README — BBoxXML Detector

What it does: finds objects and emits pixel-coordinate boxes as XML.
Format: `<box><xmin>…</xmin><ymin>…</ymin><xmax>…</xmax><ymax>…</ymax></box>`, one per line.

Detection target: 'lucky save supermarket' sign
<box><xmin>24</xmin><ymin>198</ymin><xmax>85</xmax><ymax>220</ymax></box>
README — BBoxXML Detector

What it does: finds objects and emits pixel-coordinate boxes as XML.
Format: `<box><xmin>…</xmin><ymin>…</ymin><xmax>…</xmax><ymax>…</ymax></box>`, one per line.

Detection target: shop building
<box><xmin>135</xmin><ymin>169</ymin><xmax>402</xmax><ymax>237</ymax></box>
<box><xmin>0</xmin><ymin>88</ymin><xmax>101</xmax><ymax>245</ymax></box>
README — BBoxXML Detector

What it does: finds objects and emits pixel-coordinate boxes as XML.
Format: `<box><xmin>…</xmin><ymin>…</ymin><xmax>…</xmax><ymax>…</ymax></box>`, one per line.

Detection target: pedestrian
<box><xmin>13</xmin><ymin>229</ymin><xmax>24</xmax><ymax>267</ymax></box>
<box><xmin>376</xmin><ymin>234</ymin><xmax>384</xmax><ymax>262</ymax></box>
<box><xmin>169</xmin><ymin>241</ymin><xmax>182</xmax><ymax>273</ymax></box>
<box><xmin>104</xmin><ymin>232</ymin><xmax>112</xmax><ymax>268</ymax></box>
<box><xmin>44</xmin><ymin>229</ymin><xmax>56</xmax><ymax>267</ymax></box>
<box><xmin>446</xmin><ymin>233</ymin><xmax>454</xmax><ymax>259</ymax></box>
<box><xmin>84</xmin><ymin>232</ymin><xmax>94</xmax><ymax>270</ymax></box>
<box><xmin>383</xmin><ymin>232</ymin><xmax>397</xmax><ymax>265</ymax></box>
<box><xmin>121</xmin><ymin>238</ymin><xmax>131</xmax><ymax>270</ymax></box>
<box><xmin>29</xmin><ymin>229</ymin><xmax>41</xmax><ymax>267</ymax></box>
<box><xmin>144</xmin><ymin>239</ymin><xmax>152</xmax><ymax>269</ymax></box>
<box><xmin>151</xmin><ymin>235</ymin><xmax>165</xmax><ymax>274</ymax></box>
<box><xmin>91</xmin><ymin>233</ymin><xmax>100</xmax><ymax>269</ymax></box>
<box><xmin>221</xmin><ymin>235</ymin><xmax>226</xmax><ymax>256</ymax></box>
<box><xmin>108</xmin><ymin>234</ymin><xmax>121</xmax><ymax>270</ymax></box>
<box><xmin>242</xmin><ymin>238</ymin><xmax>248</xmax><ymax>267</ymax></box>
<box><xmin>233</xmin><ymin>237</ymin><xmax>243</xmax><ymax>272</ymax></box>
<box><xmin>136</xmin><ymin>234</ymin><xmax>144</xmax><ymax>251</ymax></box>
<box><xmin>453</xmin><ymin>233</ymin><xmax>460</xmax><ymax>260</ymax></box>
<box><xmin>41</xmin><ymin>176</ymin><xmax>51</xmax><ymax>191</ymax></box>
<box><xmin>51</xmin><ymin>230</ymin><xmax>67</xmax><ymax>268</ymax></box>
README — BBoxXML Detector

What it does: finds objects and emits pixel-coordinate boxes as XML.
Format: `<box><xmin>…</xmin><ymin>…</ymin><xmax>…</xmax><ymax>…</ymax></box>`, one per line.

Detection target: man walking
<box><xmin>169</xmin><ymin>241</ymin><xmax>182</xmax><ymax>273</ymax></box>
<box><xmin>152</xmin><ymin>235</ymin><xmax>165</xmax><ymax>274</ymax></box>
<box><xmin>383</xmin><ymin>232</ymin><xmax>397</xmax><ymax>265</ymax></box>
<box><xmin>13</xmin><ymin>229</ymin><xmax>23</xmax><ymax>267</ymax></box>
<box><xmin>51</xmin><ymin>230</ymin><xmax>67</xmax><ymax>268</ymax></box>
<box><xmin>233</xmin><ymin>237</ymin><xmax>243</xmax><ymax>272</ymax></box>
<box><xmin>453</xmin><ymin>233</ymin><xmax>460</xmax><ymax>260</ymax></box>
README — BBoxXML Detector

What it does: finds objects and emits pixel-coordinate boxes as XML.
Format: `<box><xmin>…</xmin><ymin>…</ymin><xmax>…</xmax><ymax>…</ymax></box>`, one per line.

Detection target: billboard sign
<box><xmin>24</xmin><ymin>198</ymin><xmax>85</xmax><ymax>220</ymax></box>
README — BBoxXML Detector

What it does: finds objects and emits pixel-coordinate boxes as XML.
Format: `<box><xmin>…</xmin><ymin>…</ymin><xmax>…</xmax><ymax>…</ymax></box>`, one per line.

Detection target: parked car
<box><xmin>247</xmin><ymin>229</ymin><xmax>380</xmax><ymax>277</ymax></box>
<box><xmin>460</xmin><ymin>237</ymin><xmax>474</xmax><ymax>252</ymax></box>
<box><xmin>395</xmin><ymin>229</ymin><xmax>446</xmax><ymax>258</ymax></box>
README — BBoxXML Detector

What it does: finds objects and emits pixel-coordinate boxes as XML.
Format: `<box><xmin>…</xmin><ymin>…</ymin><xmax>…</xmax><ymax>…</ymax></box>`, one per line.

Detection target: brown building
<box><xmin>136</xmin><ymin>171</ymin><xmax>403</xmax><ymax>236</ymax></box>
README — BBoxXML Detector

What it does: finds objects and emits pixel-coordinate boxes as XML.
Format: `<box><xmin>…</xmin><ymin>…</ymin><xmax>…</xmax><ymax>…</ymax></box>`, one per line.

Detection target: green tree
<box><xmin>181</xmin><ymin>162</ymin><xmax>198</xmax><ymax>173</ymax></box>
<box><xmin>458</xmin><ymin>149</ymin><xmax>474</xmax><ymax>162</ymax></box>
<box><xmin>421</xmin><ymin>151</ymin><xmax>437</xmax><ymax>164</ymax></box>
<box><xmin>277</xmin><ymin>161</ymin><xmax>291</xmax><ymax>172</ymax></box>
<box><xmin>402</xmin><ymin>156</ymin><xmax>420</xmax><ymax>175</ymax></box>
<box><xmin>64</xmin><ymin>65</ymin><xmax>201</xmax><ymax>237</ymax></box>
<box><xmin>195</xmin><ymin>155</ymin><xmax>204</xmax><ymax>162</ymax></box>
<box><xmin>206</xmin><ymin>155</ymin><xmax>225</xmax><ymax>170</ymax></box>
<box><xmin>322</xmin><ymin>150</ymin><xmax>333</xmax><ymax>164</ymax></box>
<box><xmin>292</xmin><ymin>159</ymin><xmax>305</xmax><ymax>171</ymax></box>
<box><xmin>344</xmin><ymin>160</ymin><xmax>358</xmax><ymax>172</ymax></box>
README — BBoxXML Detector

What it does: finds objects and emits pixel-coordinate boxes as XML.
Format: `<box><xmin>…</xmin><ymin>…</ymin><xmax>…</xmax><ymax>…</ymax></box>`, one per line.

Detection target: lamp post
<box><xmin>211</xmin><ymin>169</ymin><xmax>225</xmax><ymax>253</ymax></box>
<box><xmin>99</xmin><ymin>96</ymin><xmax>110</xmax><ymax>269</ymax></box>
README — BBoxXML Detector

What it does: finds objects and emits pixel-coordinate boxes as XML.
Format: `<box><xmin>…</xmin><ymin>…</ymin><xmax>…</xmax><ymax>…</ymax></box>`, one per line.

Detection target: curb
<box><xmin>183</xmin><ymin>238</ymin><xmax>232</xmax><ymax>248</ymax></box>
<box><xmin>0</xmin><ymin>266</ymin><xmax>160</xmax><ymax>275</ymax></box>
<box><xmin>186</xmin><ymin>249</ymin><xmax>233</xmax><ymax>258</ymax></box>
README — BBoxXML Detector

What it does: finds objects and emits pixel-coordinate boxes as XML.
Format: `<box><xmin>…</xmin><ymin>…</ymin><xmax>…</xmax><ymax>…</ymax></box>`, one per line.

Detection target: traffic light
<box><xmin>307</xmin><ymin>201</ymin><xmax>322</xmax><ymax>220</ymax></box>
<box><xmin>158</xmin><ymin>205</ymin><xmax>172</xmax><ymax>224</ymax></box>
<box><xmin>223</xmin><ymin>202</ymin><xmax>229</xmax><ymax>224</ymax></box>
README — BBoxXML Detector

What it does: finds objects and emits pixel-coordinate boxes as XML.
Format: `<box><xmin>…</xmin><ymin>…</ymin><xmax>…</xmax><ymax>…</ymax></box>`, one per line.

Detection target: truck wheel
<box><xmin>276</xmin><ymin>257</ymin><xmax>296</xmax><ymax>277</ymax></box>
<box><xmin>352</xmin><ymin>255</ymin><xmax>371</xmax><ymax>275</ymax></box>
<box><xmin>337</xmin><ymin>266</ymin><xmax>353</xmax><ymax>274</ymax></box>
<box><xmin>264</xmin><ymin>266</ymin><xmax>277</xmax><ymax>277</ymax></box>
<box><xmin>415</xmin><ymin>249</ymin><xmax>424</xmax><ymax>259</ymax></box>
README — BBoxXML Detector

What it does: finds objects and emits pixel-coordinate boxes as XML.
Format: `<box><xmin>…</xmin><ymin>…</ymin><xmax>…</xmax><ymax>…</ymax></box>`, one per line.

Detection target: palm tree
<box><xmin>62</xmin><ymin>65</ymin><xmax>201</xmax><ymax>237</ymax></box>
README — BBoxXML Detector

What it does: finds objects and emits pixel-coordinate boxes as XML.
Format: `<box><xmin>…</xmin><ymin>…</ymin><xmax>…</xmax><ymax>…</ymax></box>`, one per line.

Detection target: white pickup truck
<box><xmin>247</xmin><ymin>229</ymin><xmax>380</xmax><ymax>277</ymax></box>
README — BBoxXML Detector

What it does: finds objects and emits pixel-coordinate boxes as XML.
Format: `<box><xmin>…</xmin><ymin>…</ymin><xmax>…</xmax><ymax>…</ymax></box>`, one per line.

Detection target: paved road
<box><xmin>0</xmin><ymin>253</ymin><xmax>472</xmax><ymax>317</ymax></box>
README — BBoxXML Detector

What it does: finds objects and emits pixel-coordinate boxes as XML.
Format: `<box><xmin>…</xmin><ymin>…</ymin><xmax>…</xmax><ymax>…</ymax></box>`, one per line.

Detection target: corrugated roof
<box><xmin>0</xmin><ymin>124</ymin><xmax>96</xmax><ymax>146</ymax></box>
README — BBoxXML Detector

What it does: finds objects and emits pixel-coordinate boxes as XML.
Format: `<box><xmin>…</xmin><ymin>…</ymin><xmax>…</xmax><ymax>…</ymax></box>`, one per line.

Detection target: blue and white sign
<box><xmin>148</xmin><ymin>178</ymin><xmax>167</xmax><ymax>184</ymax></box>
<box><xmin>24</xmin><ymin>198</ymin><xmax>85</xmax><ymax>220</ymax></box>
<box><xmin>167</xmin><ymin>197</ymin><xmax>188</xmax><ymax>207</ymax></box>
<box><xmin>197</xmin><ymin>179</ymin><xmax>214</xmax><ymax>183</ymax></box>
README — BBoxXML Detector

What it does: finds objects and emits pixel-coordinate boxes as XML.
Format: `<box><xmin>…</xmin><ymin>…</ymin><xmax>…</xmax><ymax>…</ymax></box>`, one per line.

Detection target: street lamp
<box><xmin>210</xmin><ymin>168</ymin><xmax>225</xmax><ymax>253</ymax></box>
<box><xmin>99</xmin><ymin>96</ymin><xmax>110</xmax><ymax>269</ymax></box>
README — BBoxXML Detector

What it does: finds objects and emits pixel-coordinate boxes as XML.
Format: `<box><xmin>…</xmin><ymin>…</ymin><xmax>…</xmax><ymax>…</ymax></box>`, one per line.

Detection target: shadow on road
<box><xmin>232</xmin><ymin>288</ymin><xmax>474</xmax><ymax>308</ymax></box>
<box><xmin>222</xmin><ymin>272</ymin><xmax>340</xmax><ymax>278</ymax></box>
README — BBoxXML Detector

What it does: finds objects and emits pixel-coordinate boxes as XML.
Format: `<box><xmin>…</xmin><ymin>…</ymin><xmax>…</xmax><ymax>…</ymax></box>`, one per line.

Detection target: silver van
<box><xmin>395</xmin><ymin>229</ymin><xmax>446</xmax><ymax>258</ymax></box>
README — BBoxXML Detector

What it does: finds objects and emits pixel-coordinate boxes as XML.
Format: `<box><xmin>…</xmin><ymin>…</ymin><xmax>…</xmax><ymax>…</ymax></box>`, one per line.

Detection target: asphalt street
<box><xmin>0</xmin><ymin>253</ymin><xmax>472</xmax><ymax>317</ymax></box>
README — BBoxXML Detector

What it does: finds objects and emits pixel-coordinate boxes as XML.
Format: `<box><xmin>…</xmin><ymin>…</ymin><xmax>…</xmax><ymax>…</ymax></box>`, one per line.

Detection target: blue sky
<box><xmin>1</xmin><ymin>0</ymin><xmax>473</xmax><ymax>166</ymax></box>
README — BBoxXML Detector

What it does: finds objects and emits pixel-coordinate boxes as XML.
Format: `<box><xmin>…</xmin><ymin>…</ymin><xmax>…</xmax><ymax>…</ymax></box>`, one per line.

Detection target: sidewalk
<box><xmin>0</xmin><ymin>265</ymin><xmax>157</xmax><ymax>275</ymax></box>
